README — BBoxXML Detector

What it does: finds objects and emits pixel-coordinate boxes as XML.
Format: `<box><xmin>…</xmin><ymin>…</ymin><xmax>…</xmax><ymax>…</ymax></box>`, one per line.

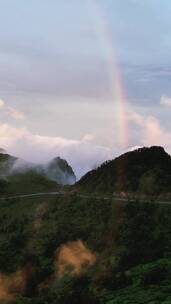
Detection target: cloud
<box><xmin>0</xmin><ymin>123</ymin><xmax>113</xmax><ymax>179</ymax></box>
<box><xmin>0</xmin><ymin>108</ymin><xmax>170</xmax><ymax>179</ymax></box>
<box><xmin>7</xmin><ymin>107</ymin><xmax>25</xmax><ymax>120</ymax></box>
<box><xmin>128</xmin><ymin>111</ymin><xmax>144</xmax><ymax>126</ymax></box>
<box><xmin>0</xmin><ymin>98</ymin><xmax>25</xmax><ymax>120</ymax></box>
<box><xmin>142</xmin><ymin>116</ymin><xmax>171</xmax><ymax>146</ymax></box>
<box><xmin>0</xmin><ymin>99</ymin><xmax>5</xmax><ymax>109</ymax></box>
<box><xmin>160</xmin><ymin>95</ymin><xmax>171</xmax><ymax>107</ymax></box>
<box><xmin>128</xmin><ymin>110</ymin><xmax>171</xmax><ymax>151</ymax></box>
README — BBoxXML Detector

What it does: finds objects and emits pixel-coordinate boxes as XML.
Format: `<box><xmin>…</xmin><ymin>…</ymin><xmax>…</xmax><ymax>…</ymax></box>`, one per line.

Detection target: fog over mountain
<box><xmin>0</xmin><ymin>149</ymin><xmax>76</xmax><ymax>186</ymax></box>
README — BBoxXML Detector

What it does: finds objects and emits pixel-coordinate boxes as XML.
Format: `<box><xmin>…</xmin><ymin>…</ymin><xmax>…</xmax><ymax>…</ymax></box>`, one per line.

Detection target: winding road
<box><xmin>0</xmin><ymin>191</ymin><xmax>62</xmax><ymax>200</ymax></box>
<box><xmin>0</xmin><ymin>191</ymin><xmax>171</xmax><ymax>205</ymax></box>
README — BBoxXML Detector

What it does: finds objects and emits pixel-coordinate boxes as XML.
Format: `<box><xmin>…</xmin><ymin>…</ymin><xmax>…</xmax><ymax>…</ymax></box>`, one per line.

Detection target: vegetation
<box><xmin>0</xmin><ymin>194</ymin><xmax>171</xmax><ymax>303</ymax></box>
<box><xmin>0</xmin><ymin>153</ymin><xmax>16</xmax><ymax>178</ymax></box>
<box><xmin>0</xmin><ymin>151</ymin><xmax>76</xmax><ymax>195</ymax></box>
<box><xmin>46</xmin><ymin>157</ymin><xmax>76</xmax><ymax>185</ymax></box>
<box><xmin>0</xmin><ymin>146</ymin><xmax>171</xmax><ymax>303</ymax></box>
<box><xmin>77</xmin><ymin>146</ymin><xmax>171</xmax><ymax>197</ymax></box>
<box><xmin>4</xmin><ymin>170</ymin><xmax>58</xmax><ymax>195</ymax></box>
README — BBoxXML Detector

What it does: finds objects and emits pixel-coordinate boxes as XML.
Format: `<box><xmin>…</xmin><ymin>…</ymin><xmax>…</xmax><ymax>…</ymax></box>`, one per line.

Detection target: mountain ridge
<box><xmin>77</xmin><ymin>146</ymin><xmax>171</xmax><ymax>196</ymax></box>
<box><xmin>0</xmin><ymin>151</ymin><xmax>76</xmax><ymax>194</ymax></box>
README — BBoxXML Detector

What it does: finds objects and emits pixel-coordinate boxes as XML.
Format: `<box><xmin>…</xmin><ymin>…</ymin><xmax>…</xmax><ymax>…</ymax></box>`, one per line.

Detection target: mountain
<box><xmin>0</xmin><ymin>152</ymin><xmax>17</xmax><ymax>178</ymax></box>
<box><xmin>1</xmin><ymin>147</ymin><xmax>171</xmax><ymax>303</ymax></box>
<box><xmin>1</xmin><ymin>184</ymin><xmax>171</xmax><ymax>303</ymax></box>
<box><xmin>77</xmin><ymin>146</ymin><xmax>171</xmax><ymax>196</ymax></box>
<box><xmin>45</xmin><ymin>157</ymin><xmax>76</xmax><ymax>185</ymax></box>
<box><xmin>0</xmin><ymin>151</ymin><xmax>76</xmax><ymax>194</ymax></box>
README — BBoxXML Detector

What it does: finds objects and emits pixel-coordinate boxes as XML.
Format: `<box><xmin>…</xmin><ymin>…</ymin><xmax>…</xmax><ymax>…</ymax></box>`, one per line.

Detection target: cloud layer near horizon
<box><xmin>0</xmin><ymin>104</ymin><xmax>171</xmax><ymax>179</ymax></box>
<box><xmin>0</xmin><ymin>122</ymin><xmax>113</xmax><ymax>178</ymax></box>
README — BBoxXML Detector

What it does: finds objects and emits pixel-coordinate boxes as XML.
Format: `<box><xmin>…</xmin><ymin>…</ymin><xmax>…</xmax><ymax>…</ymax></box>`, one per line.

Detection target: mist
<box><xmin>0</xmin><ymin>154</ymin><xmax>76</xmax><ymax>186</ymax></box>
<box><xmin>0</xmin><ymin>124</ymin><xmax>114</xmax><ymax>179</ymax></box>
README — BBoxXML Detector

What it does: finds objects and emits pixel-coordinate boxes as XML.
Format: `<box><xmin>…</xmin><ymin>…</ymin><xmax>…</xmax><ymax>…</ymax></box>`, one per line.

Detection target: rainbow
<box><xmin>86</xmin><ymin>0</ymin><xmax>128</xmax><ymax>147</ymax></box>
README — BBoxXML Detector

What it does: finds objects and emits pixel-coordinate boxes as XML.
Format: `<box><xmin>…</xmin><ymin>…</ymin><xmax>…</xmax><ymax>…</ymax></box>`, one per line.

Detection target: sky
<box><xmin>0</xmin><ymin>0</ymin><xmax>171</xmax><ymax>178</ymax></box>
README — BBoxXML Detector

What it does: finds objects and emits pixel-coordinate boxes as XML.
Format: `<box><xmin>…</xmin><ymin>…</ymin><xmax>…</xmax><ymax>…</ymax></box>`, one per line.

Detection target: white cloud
<box><xmin>160</xmin><ymin>95</ymin><xmax>171</xmax><ymax>107</ymax></box>
<box><xmin>0</xmin><ymin>108</ymin><xmax>170</xmax><ymax>179</ymax></box>
<box><xmin>0</xmin><ymin>97</ymin><xmax>25</xmax><ymax>120</ymax></box>
<box><xmin>0</xmin><ymin>99</ymin><xmax>5</xmax><ymax>109</ymax></box>
<box><xmin>0</xmin><ymin>124</ymin><xmax>29</xmax><ymax>148</ymax></box>
<box><xmin>7</xmin><ymin>107</ymin><xmax>25</xmax><ymax>120</ymax></box>
<box><xmin>142</xmin><ymin>116</ymin><xmax>171</xmax><ymax>146</ymax></box>
<box><xmin>128</xmin><ymin>110</ymin><xmax>171</xmax><ymax>152</ymax></box>
<box><xmin>0</xmin><ymin>123</ymin><xmax>113</xmax><ymax>179</ymax></box>
<box><xmin>128</xmin><ymin>111</ymin><xmax>144</xmax><ymax>126</ymax></box>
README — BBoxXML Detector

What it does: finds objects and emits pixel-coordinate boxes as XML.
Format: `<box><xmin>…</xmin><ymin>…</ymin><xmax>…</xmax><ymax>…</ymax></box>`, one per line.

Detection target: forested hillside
<box><xmin>0</xmin><ymin>151</ymin><xmax>76</xmax><ymax>195</ymax></box>
<box><xmin>0</xmin><ymin>147</ymin><xmax>171</xmax><ymax>303</ymax></box>
<box><xmin>77</xmin><ymin>146</ymin><xmax>171</xmax><ymax>197</ymax></box>
<box><xmin>0</xmin><ymin>195</ymin><xmax>171</xmax><ymax>303</ymax></box>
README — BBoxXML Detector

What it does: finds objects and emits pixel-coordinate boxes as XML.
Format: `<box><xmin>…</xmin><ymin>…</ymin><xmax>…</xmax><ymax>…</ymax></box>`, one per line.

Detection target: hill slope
<box><xmin>0</xmin><ymin>151</ymin><xmax>76</xmax><ymax>194</ymax></box>
<box><xmin>1</xmin><ymin>194</ymin><xmax>171</xmax><ymax>303</ymax></box>
<box><xmin>77</xmin><ymin>146</ymin><xmax>171</xmax><ymax>196</ymax></box>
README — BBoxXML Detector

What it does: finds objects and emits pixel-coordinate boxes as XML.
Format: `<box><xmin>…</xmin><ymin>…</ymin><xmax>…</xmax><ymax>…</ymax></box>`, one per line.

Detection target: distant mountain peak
<box><xmin>0</xmin><ymin>152</ymin><xmax>76</xmax><ymax>187</ymax></box>
<box><xmin>45</xmin><ymin>157</ymin><xmax>76</xmax><ymax>185</ymax></box>
<box><xmin>0</xmin><ymin>148</ymin><xmax>7</xmax><ymax>154</ymax></box>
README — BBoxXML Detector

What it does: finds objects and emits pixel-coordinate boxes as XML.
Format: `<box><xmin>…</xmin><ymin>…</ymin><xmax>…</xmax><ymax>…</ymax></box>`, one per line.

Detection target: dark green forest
<box><xmin>0</xmin><ymin>146</ymin><xmax>171</xmax><ymax>303</ymax></box>
<box><xmin>77</xmin><ymin>146</ymin><xmax>171</xmax><ymax>198</ymax></box>
<box><xmin>0</xmin><ymin>195</ymin><xmax>171</xmax><ymax>303</ymax></box>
